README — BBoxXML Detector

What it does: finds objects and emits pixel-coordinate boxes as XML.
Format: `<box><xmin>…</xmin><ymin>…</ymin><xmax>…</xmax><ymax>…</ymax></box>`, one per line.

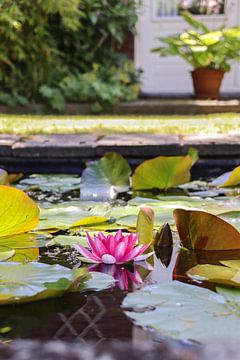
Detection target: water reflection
<box><xmin>173</xmin><ymin>247</ymin><xmax>240</xmax><ymax>286</ymax></box>
<box><xmin>89</xmin><ymin>262</ymin><xmax>153</xmax><ymax>291</ymax></box>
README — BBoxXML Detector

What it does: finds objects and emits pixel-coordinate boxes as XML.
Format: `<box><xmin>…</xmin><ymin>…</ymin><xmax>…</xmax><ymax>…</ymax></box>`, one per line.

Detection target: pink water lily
<box><xmin>74</xmin><ymin>230</ymin><xmax>153</xmax><ymax>265</ymax></box>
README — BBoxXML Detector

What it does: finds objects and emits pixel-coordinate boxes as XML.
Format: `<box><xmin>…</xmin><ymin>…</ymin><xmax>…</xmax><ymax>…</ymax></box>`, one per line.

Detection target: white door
<box><xmin>135</xmin><ymin>0</ymin><xmax>240</xmax><ymax>95</ymax></box>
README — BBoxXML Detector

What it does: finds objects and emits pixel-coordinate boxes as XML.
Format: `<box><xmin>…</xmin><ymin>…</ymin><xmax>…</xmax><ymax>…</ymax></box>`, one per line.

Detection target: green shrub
<box><xmin>40</xmin><ymin>58</ymin><xmax>141</xmax><ymax>113</ymax></box>
<box><xmin>0</xmin><ymin>0</ymin><xmax>140</xmax><ymax>112</ymax></box>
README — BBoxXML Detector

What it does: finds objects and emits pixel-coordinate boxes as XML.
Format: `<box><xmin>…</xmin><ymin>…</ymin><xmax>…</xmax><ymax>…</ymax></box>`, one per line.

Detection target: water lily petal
<box><xmin>108</xmin><ymin>235</ymin><xmax>117</xmax><ymax>254</ymax></box>
<box><xmin>74</xmin><ymin>244</ymin><xmax>100</xmax><ymax>262</ymax></box>
<box><xmin>94</xmin><ymin>236</ymin><xmax>108</xmax><ymax>256</ymax></box>
<box><xmin>101</xmin><ymin>254</ymin><xmax>117</xmax><ymax>265</ymax></box>
<box><xmin>115</xmin><ymin>241</ymin><xmax>129</xmax><ymax>263</ymax></box>
<box><xmin>86</xmin><ymin>233</ymin><xmax>99</xmax><ymax>257</ymax></box>
<box><xmin>115</xmin><ymin>230</ymin><xmax>123</xmax><ymax>242</ymax></box>
<box><xmin>134</xmin><ymin>251</ymin><xmax>155</xmax><ymax>262</ymax></box>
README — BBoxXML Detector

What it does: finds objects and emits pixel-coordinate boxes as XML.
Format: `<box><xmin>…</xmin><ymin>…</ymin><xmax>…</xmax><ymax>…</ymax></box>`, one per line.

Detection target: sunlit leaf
<box><xmin>17</xmin><ymin>174</ymin><xmax>80</xmax><ymax>193</ymax></box>
<box><xmin>80</xmin><ymin>152</ymin><xmax>131</xmax><ymax>200</ymax></box>
<box><xmin>122</xmin><ymin>281</ymin><xmax>240</xmax><ymax>342</ymax></box>
<box><xmin>0</xmin><ymin>186</ymin><xmax>39</xmax><ymax>237</ymax></box>
<box><xmin>211</xmin><ymin>166</ymin><xmax>240</xmax><ymax>187</ymax></box>
<box><xmin>36</xmin><ymin>200</ymin><xmax>106</xmax><ymax>230</ymax></box>
<box><xmin>219</xmin><ymin>211</ymin><xmax>240</xmax><ymax>230</ymax></box>
<box><xmin>0</xmin><ymin>262</ymin><xmax>85</xmax><ymax>304</ymax></box>
<box><xmin>188</xmin><ymin>260</ymin><xmax>240</xmax><ymax>287</ymax></box>
<box><xmin>0</xmin><ymin>169</ymin><xmax>9</xmax><ymax>185</ymax></box>
<box><xmin>71</xmin><ymin>216</ymin><xmax>109</xmax><ymax>228</ymax></box>
<box><xmin>46</xmin><ymin>234</ymin><xmax>87</xmax><ymax>247</ymax></box>
<box><xmin>132</xmin><ymin>148</ymin><xmax>198</xmax><ymax>190</ymax></box>
<box><xmin>0</xmin><ymin>262</ymin><xmax>114</xmax><ymax>305</ymax></box>
<box><xmin>136</xmin><ymin>206</ymin><xmax>154</xmax><ymax>246</ymax></box>
<box><xmin>174</xmin><ymin>209</ymin><xmax>240</xmax><ymax>250</ymax></box>
<box><xmin>0</xmin><ymin>247</ymin><xmax>15</xmax><ymax>261</ymax></box>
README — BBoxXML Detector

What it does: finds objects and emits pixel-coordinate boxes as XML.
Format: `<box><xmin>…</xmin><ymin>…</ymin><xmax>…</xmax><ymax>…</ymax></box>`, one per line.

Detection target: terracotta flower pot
<box><xmin>191</xmin><ymin>68</ymin><xmax>225</xmax><ymax>100</ymax></box>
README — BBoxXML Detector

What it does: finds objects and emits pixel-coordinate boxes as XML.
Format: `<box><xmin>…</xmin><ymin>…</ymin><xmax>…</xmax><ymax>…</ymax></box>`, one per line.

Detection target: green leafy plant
<box><xmin>0</xmin><ymin>0</ymin><xmax>139</xmax><ymax>112</ymax></box>
<box><xmin>152</xmin><ymin>11</ymin><xmax>240</xmax><ymax>71</ymax></box>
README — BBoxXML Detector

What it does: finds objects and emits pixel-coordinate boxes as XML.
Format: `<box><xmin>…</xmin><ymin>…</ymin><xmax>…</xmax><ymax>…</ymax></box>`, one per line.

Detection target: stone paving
<box><xmin>0</xmin><ymin>133</ymin><xmax>239</xmax><ymax>174</ymax></box>
<box><xmin>0</xmin><ymin>133</ymin><xmax>239</xmax><ymax>159</ymax></box>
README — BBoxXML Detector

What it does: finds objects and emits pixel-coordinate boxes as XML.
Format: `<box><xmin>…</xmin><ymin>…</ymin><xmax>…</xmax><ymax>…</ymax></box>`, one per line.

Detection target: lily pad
<box><xmin>211</xmin><ymin>166</ymin><xmax>240</xmax><ymax>187</ymax></box>
<box><xmin>0</xmin><ymin>262</ymin><xmax>114</xmax><ymax>305</ymax></box>
<box><xmin>0</xmin><ymin>169</ymin><xmax>9</xmax><ymax>185</ymax></box>
<box><xmin>17</xmin><ymin>174</ymin><xmax>80</xmax><ymax>193</ymax></box>
<box><xmin>174</xmin><ymin>209</ymin><xmax>240</xmax><ymax>250</ymax></box>
<box><xmin>0</xmin><ymin>247</ymin><xmax>15</xmax><ymax>262</ymax></box>
<box><xmin>132</xmin><ymin>148</ymin><xmax>198</xmax><ymax>191</ymax></box>
<box><xmin>122</xmin><ymin>281</ymin><xmax>240</xmax><ymax>342</ymax></box>
<box><xmin>80</xmin><ymin>152</ymin><xmax>131</xmax><ymax>200</ymax></box>
<box><xmin>0</xmin><ymin>186</ymin><xmax>39</xmax><ymax>237</ymax></box>
<box><xmin>188</xmin><ymin>260</ymin><xmax>240</xmax><ymax>287</ymax></box>
<box><xmin>46</xmin><ymin>234</ymin><xmax>87</xmax><ymax>247</ymax></box>
<box><xmin>36</xmin><ymin>202</ymin><xmax>104</xmax><ymax>231</ymax></box>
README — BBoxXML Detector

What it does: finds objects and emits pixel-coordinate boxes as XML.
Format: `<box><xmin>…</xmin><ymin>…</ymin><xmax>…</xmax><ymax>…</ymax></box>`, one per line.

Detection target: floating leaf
<box><xmin>122</xmin><ymin>281</ymin><xmax>240</xmax><ymax>342</ymax></box>
<box><xmin>211</xmin><ymin>166</ymin><xmax>240</xmax><ymax>187</ymax></box>
<box><xmin>136</xmin><ymin>206</ymin><xmax>154</xmax><ymax>246</ymax></box>
<box><xmin>132</xmin><ymin>148</ymin><xmax>198</xmax><ymax>190</ymax></box>
<box><xmin>46</xmin><ymin>235</ymin><xmax>87</xmax><ymax>247</ymax></box>
<box><xmin>219</xmin><ymin>211</ymin><xmax>240</xmax><ymax>230</ymax></box>
<box><xmin>0</xmin><ymin>186</ymin><xmax>39</xmax><ymax>237</ymax></box>
<box><xmin>81</xmin><ymin>271</ymin><xmax>115</xmax><ymax>292</ymax></box>
<box><xmin>36</xmin><ymin>201</ymin><xmax>111</xmax><ymax>232</ymax></box>
<box><xmin>188</xmin><ymin>260</ymin><xmax>240</xmax><ymax>287</ymax></box>
<box><xmin>174</xmin><ymin>209</ymin><xmax>240</xmax><ymax>250</ymax></box>
<box><xmin>0</xmin><ymin>247</ymin><xmax>15</xmax><ymax>262</ymax></box>
<box><xmin>0</xmin><ymin>169</ymin><xmax>9</xmax><ymax>185</ymax></box>
<box><xmin>17</xmin><ymin>174</ymin><xmax>80</xmax><ymax>193</ymax></box>
<box><xmin>0</xmin><ymin>262</ymin><xmax>86</xmax><ymax>304</ymax></box>
<box><xmin>216</xmin><ymin>286</ymin><xmax>240</xmax><ymax>304</ymax></box>
<box><xmin>71</xmin><ymin>216</ymin><xmax>109</xmax><ymax>228</ymax></box>
<box><xmin>0</xmin><ymin>262</ymin><xmax>114</xmax><ymax>305</ymax></box>
<box><xmin>80</xmin><ymin>152</ymin><xmax>131</xmax><ymax>200</ymax></box>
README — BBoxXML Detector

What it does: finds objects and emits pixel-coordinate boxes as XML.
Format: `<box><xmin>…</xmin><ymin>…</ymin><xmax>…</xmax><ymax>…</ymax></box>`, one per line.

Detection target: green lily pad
<box><xmin>0</xmin><ymin>186</ymin><xmax>39</xmax><ymax>237</ymax></box>
<box><xmin>0</xmin><ymin>247</ymin><xmax>15</xmax><ymax>262</ymax></box>
<box><xmin>188</xmin><ymin>260</ymin><xmax>240</xmax><ymax>287</ymax></box>
<box><xmin>219</xmin><ymin>211</ymin><xmax>240</xmax><ymax>230</ymax></box>
<box><xmin>0</xmin><ymin>262</ymin><xmax>114</xmax><ymax>305</ymax></box>
<box><xmin>211</xmin><ymin>166</ymin><xmax>240</xmax><ymax>187</ymax></box>
<box><xmin>17</xmin><ymin>174</ymin><xmax>80</xmax><ymax>193</ymax></box>
<box><xmin>36</xmin><ymin>201</ymin><xmax>109</xmax><ymax>231</ymax></box>
<box><xmin>122</xmin><ymin>281</ymin><xmax>240</xmax><ymax>342</ymax></box>
<box><xmin>0</xmin><ymin>169</ymin><xmax>9</xmax><ymax>185</ymax></box>
<box><xmin>132</xmin><ymin>148</ymin><xmax>198</xmax><ymax>191</ymax></box>
<box><xmin>80</xmin><ymin>152</ymin><xmax>131</xmax><ymax>200</ymax></box>
<box><xmin>46</xmin><ymin>234</ymin><xmax>87</xmax><ymax>247</ymax></box>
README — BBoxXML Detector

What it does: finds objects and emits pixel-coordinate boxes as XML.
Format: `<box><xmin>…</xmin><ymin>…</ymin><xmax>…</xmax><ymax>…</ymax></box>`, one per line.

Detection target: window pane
<box><xmin>155</xmin><ymin>0</ymin><xmax>225</xmax><ymax>16</ymax></box>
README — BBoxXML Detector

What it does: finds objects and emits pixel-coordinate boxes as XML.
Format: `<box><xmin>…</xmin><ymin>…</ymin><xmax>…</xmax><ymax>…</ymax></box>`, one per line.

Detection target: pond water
<box><xmin>0</xmin><ymin>170</ymin><xmax>240</xmax><ymax>345</ymax></box>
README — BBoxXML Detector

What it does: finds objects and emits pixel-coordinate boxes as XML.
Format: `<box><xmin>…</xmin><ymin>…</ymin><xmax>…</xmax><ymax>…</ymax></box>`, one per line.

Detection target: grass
<box><xmin>0</xmin><ymin>113</ymin><xmax>239</xmax><ymax>135</ymax></box>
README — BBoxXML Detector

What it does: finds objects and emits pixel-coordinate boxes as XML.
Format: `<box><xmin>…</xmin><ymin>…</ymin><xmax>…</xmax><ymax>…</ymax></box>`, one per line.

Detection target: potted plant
<box><xmin>152</xmin><ymin>12</ymin><xmax>240</xmax><ymax>99</ymax></box>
